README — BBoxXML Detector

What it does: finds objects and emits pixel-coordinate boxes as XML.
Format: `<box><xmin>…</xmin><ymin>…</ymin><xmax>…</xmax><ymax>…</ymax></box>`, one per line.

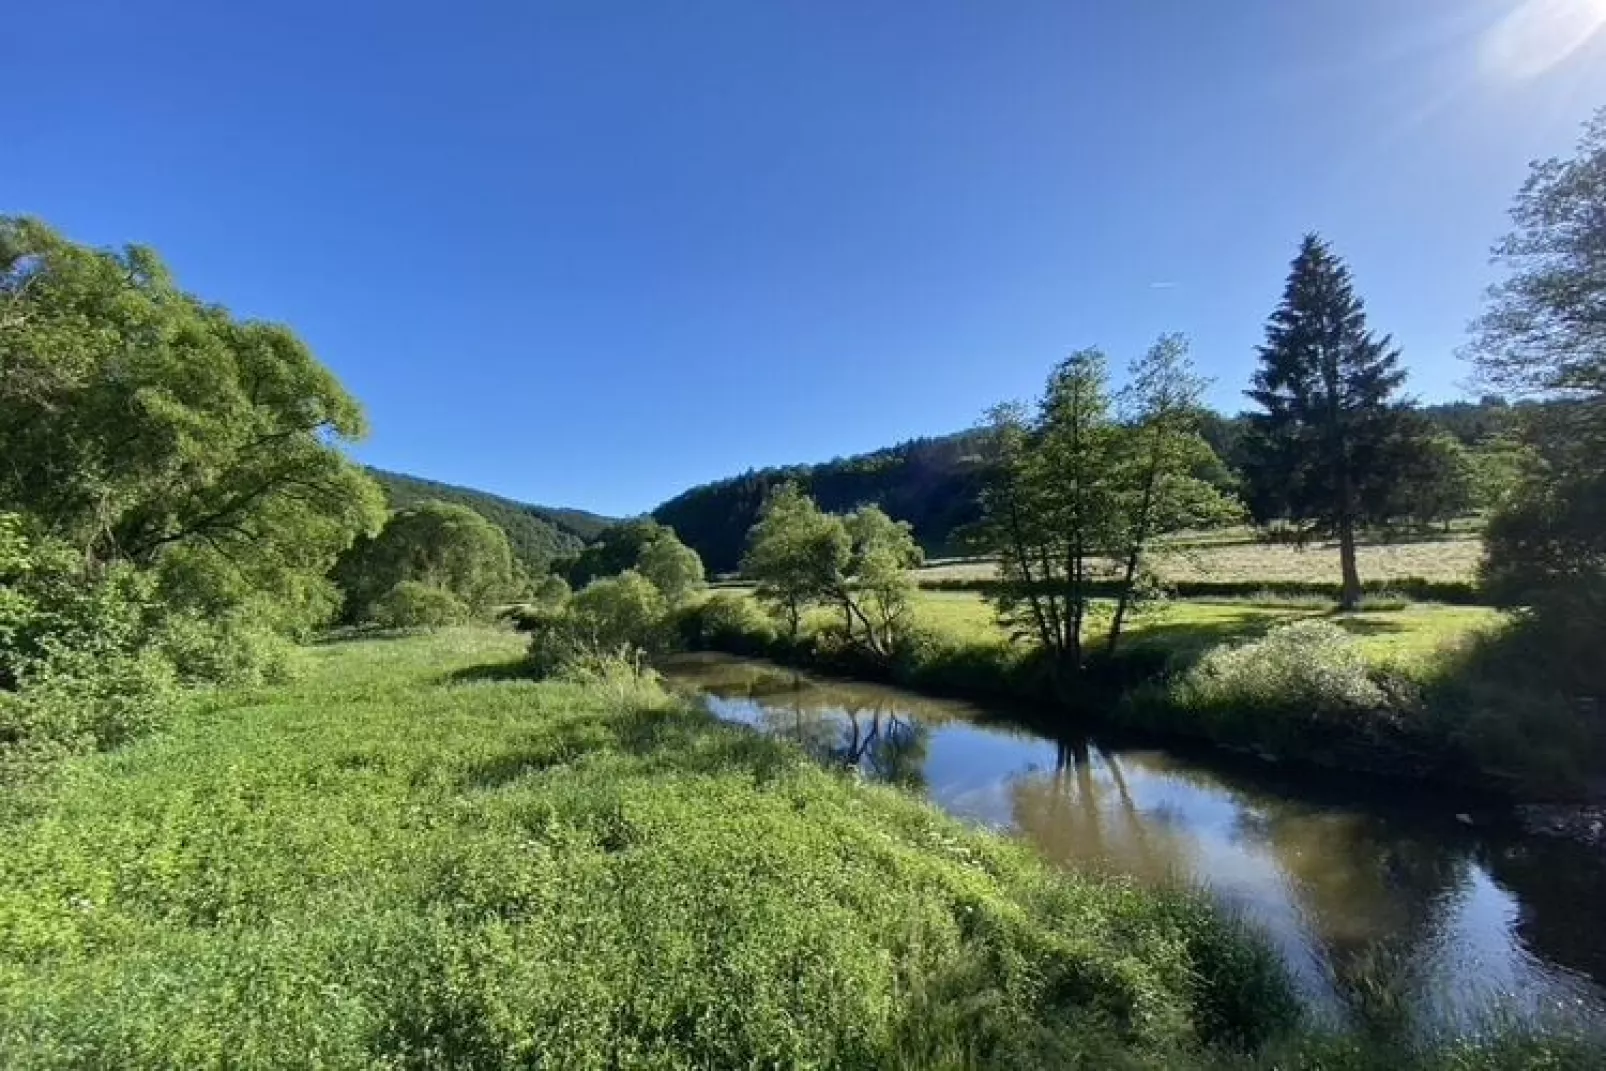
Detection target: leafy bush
<box><xmin>1167</xmin><ymin>621</ymin><xmax>1390</xmax><ymax>747</ymax></box>
<box><xmin>371</xmin><ymin>581</ymin><xmax>472</xmax><ymax>630</ymax></box>
<box><xmin>2</xmin><ymin>518</ymin><xmax>181</xmax><ymax>782</ymax></box>
<box><xmin>675</xmin><ymin>591</ymin><xmax>777</xmax><ymax>654</ymax></box>
<box><xmin>335</xmin><ymin>501</ymin><xmax>518</xmax><ymax>624</ymax></box>
<box><xmin>155</xmin><ymin>608</ymin><xmax>302</xmax><ymax>687</ymax></box>
<box><xmin>527</xmin><ymin>570</ymin><xmax>672</xmax><ymax>677</ymax></box>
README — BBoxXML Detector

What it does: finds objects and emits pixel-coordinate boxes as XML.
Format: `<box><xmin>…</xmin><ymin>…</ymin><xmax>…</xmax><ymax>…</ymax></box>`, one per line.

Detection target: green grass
<box><xmin>908</xmin><ymin>591</ymin><xmax>1502</xmax><ymax>674</ymax></box>
<box><xmin>918</xmin><ymin>536</ymin><xmax>1482</xmax><ymax>588</ymax></box>
<box><xmin>0</xmin><ymin>628</ymin><xmax>1305</xmax><ymax>1069</ymax></box>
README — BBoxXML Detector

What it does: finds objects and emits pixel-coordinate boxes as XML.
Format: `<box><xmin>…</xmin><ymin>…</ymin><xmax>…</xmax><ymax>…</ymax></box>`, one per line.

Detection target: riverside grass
<box><xmin>684</xmin><ymin>590</ymin><xmax>1600</xmax><ymax>795</ymax></box>
<box><xmin>0</xmin><ymin>627</ymin><xmax>1300</xmax><ymax>1070</ymax></box>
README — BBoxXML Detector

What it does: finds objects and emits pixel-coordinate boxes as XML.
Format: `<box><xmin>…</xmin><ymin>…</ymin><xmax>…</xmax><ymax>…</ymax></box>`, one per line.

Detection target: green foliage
<box><xmin>371</xmin><ymin>580</ymin><xmax>473</xmax><ymax>630</ymax></box>
<box><xmin>526</xmin><ymin>570</ymin><xmax>673</xmax><ymax>677</ymax></box>
<box><xmin>740</xmin><ymin>486</ymin><xmax>924</xmax><ymax>660</ymax></box>
<box><xmin>634</xmin><ymin>528</ymin><xmax>706</xmax><ymax>606</ymax></box>
<box><xmin>1468</xmin><ymin>106</ymin><xmax>1606</xmax><ymax>714</ymax></box>
<box><xmin>530</xmin><ymin>573</ymin><xmax>572</xmax><ymax>607</ymax></box>
<box><xmin>0</xmin><ymin>216</ymin><xmax>384</xmax><ymax>624</ymax></box>
<box><xmin>654</xmin><ymin>432</ymin><xmax>989</xmax><ymax>574</ymax></box>
<box><xmin>1389</xmin><ymin>432</ymin><xmax>1476</xmax><ymax>531</ymax></box>
<box><xmin>153</xmin><ymin>608</ymin><xmax>301</xmax><ymax>687</ymax></box>
<box><xmin>335</xmin><ymin>500</ymin><xmax>519</xmax><ymax>624</ymax></box>
<box><xmin>741</xmin><ymin>483</ymin><xmax>851</xmax><ymax>642</ymax></box>
<box><xmin>0</xmin><ymin>629</ymin><xmax>1317</xmax><ymax>1068</ymax></box>
<box><xmin>1167</xmin><ymin>622</ymin><xmax>1389</xmax><ymax>746</ymax></box>
<box><xmin>1244</xmin><ymin>234</ymin><xmax>1416</xmax><ymax>608</ymax></box>
<box><xmin>674</xmin><ymin>592</ymin><xmax>778</xmax><ymax>654</ymax></box>
<box><xmin>367</xmin><ymin>467</ymin><xmax>612</xmax><ymax>574</ymax></box>
<box><xmin>972</xmin><ymin>340</ymin><xmax>1238</xmax><ymax>677</ymax></box>
<box><xmin>0</xmin><ymin>517</ymin><xmax>178</xmax><ymax>784</ymax></box>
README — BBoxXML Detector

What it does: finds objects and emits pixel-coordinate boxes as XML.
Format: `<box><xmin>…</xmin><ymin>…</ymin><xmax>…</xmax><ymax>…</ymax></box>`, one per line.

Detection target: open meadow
<box><xmin>0</xmin><ymin>629</ymin><xmax>1317</xmax><ymax>1069</ymax></box>
<box><xmin>917</xmin><ymin>534</ymin><xmax>1484</xmax><ymax>589</ymax></box>
<box><xmin>909</xmin><ymin>590</ymin><xmax>1503</xmax><ymax>673</ymax></box>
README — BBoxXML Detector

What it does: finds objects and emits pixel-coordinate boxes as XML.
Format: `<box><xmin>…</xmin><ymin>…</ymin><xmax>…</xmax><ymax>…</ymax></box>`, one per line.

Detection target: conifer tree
<box><xmin>1245</xmin><ymin>234</ymin><xmax>1411</xmax><ymax>609</ymax></box>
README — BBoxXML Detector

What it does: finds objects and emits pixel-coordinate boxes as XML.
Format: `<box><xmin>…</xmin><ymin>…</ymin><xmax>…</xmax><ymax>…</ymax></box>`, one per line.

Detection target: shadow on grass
<box><xmin>1327</xmin><ymin>615</ymin><xmax>1410</xmax><ymax>639</ymax></box>
<box><xmin>1121</xmin><ymin>608</ymin><xmax>1290</xmax><ymax>671</ymax></box>
<box><xmin>438</xmin><ymin>657</ymin><xmax>533</xmax><ymax>686</ymax></box>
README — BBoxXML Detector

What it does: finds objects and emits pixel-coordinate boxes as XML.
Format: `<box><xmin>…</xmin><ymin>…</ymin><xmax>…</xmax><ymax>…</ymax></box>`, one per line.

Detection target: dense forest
<box><xmin>367</xmin><ymin>468</ymin><xmax>614</xmax><ymax>574</ymax></box>
<box><xmin>653</xmin><ymin>398</ymin><xmax>1525</xmax><ymax>574</ymax></box>
<box><xmin>653</xmin><ymin>433</ymin><xmax>986</xmax><ymax>574</ymax></box>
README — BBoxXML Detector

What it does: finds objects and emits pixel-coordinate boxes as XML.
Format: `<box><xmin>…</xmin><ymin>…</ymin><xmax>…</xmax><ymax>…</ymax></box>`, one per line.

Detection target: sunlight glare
<box><xmin>1481</xmin><ymin>0</ymin><xmax>1606</xmax><ymax>80</ymax></box>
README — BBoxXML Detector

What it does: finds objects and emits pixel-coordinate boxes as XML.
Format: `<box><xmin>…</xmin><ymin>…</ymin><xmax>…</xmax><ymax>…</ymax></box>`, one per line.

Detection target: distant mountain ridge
<box><xmin>650</xmin><ymin>398</ymin><xmax>1524</xmax><ymax>576</ymax></box>
<box><xmin>367</xmin><ymin>468</ymin><xmax>617</xmax><ymax>573</ymax></box>
<box><xmin>652</xmin><ymin>432</ymin><xmax>989</xmax><ymax>575</ymax></box>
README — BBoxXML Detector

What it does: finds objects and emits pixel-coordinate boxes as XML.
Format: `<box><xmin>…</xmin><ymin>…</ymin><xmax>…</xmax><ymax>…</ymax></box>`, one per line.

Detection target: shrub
<box><xmin>372</xmin><ymin>581</ymin><xmax>472</xmax><ymax>630</ymax></box>
<box><xmin>527</xmin><ymin>571</ymin><xmax>672</xmax><ymax>677</ymax></box>
<box><xmin>675</xmin><ymin>592</ymin><xmax>776</xmax><ymax>654</ymax></box>
<box><xmin>1167</xmin><ymin>621</ymin><xmax>1392</xmax><ymax>749</ymax></box>
<box><xmin>155</xmin><ymin>609</ymin><xmax>301</xmax><ymax>687</ymax></box>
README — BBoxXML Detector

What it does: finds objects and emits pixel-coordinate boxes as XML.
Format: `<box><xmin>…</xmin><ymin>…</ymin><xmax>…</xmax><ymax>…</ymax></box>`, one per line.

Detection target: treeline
<box><xmin>654</xmin><ymin>381</ymin><xmax>1530</xmax><ymax>578</ymax></box>
<box><xmin>367</xmin><ymin>468</ymin><xmax>613</xmax><ymax>575</ymax></box>
<box><xmin>654</xmin><ymin>433</ymin><xmax>988</xmax><ymax>574</ymax></box>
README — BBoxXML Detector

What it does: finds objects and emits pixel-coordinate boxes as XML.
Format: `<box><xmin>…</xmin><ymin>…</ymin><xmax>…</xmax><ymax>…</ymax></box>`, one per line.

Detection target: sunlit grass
<box><xmin>0</xmin><ymin>628</ymin><xmax>1299</xmax><ymax>1069</ymax></box>
<box><xmin>918</xmin><ymin>536</ymin><xmax>1482</xmax><ymax>587</ymax></box>
<box><xmin>908</xmin><ymin>591</ymin><xmax>1502</xmax><ymax>673</ymax></box>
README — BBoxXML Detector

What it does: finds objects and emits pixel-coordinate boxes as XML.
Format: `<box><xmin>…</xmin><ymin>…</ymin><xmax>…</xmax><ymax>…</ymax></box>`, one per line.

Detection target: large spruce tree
<box><xmin>1245</xmin><ymin>234</ymin><xmax>1411</xmax><ymax>609</ymax></box>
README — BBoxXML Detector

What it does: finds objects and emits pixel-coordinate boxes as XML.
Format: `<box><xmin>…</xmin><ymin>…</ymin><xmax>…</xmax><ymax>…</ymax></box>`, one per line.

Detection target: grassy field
<box><xmin>909</xmin><ymin>591</ymin><xmax>1502</xmax><ymax>673</ymax></box>
<box><xmin>0</xmin><ymin>628</ymin><xmax>1315</xmax><ymax>1069</ymax></box>
<box><xmin>918</xmin><ymin>535</ymin><xmax>1483</xmax><ymax>588</ymax></box>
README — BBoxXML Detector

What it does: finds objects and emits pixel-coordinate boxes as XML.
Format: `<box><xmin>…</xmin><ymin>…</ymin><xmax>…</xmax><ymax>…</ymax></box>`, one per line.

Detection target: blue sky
<box><xmin>9</xmin><ymin>2</ymin><xmax>1606</xmax><ymax>516</ymax></box>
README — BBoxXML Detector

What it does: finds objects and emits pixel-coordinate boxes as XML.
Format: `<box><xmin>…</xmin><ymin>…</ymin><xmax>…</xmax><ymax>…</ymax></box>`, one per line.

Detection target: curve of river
<box><xmin>661</xmin><ymin>652</ymin><xmax>1606</xmax><ymax>1036</ymax></box>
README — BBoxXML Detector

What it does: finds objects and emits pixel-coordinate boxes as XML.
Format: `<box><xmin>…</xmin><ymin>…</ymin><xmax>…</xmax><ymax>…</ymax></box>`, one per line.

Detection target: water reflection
<box><xmin>662</xmin><ymin>653</ymin><xmax>1606</xmax><ymax>1032</ymax></box>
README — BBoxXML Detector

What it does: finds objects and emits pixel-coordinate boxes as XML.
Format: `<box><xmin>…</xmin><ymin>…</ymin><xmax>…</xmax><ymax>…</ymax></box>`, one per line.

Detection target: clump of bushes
<box><xmin>673</xmin><ymin>590</ymin><xmax>777</xmax><ymax>655</ymax></box>
<box><xmin>371</xmin><ymin>580</ymin><xmax>473</xmax><ymax>630</ymax></box>
<box><xmin>1164</xmin><ymin>621</ymin><xmax>1390</xmax><ymax>746</ymax></box>
<box><xmin>525</xmin><ymin>570</ymin><xmax>673</xmax><ymax>679</ymax></box>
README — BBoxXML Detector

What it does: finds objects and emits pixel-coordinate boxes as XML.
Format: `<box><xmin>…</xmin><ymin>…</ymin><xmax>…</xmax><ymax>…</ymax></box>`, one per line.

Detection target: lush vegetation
<box><xmin>1</xmin><ymin>216</ymin><xmax>382</xmax><ymax>789</ymax></box>
<box><xmin>369</xmin><ymin>468</ymin><xmax>614</xmax><ymax>576</ymax></box>
<box><xmin>970</xmin><ymin>339</ymin><xmax>1236</xmax><ymax>680</ymax></box>
<box><xmin>5</xmin><ymin>100</ymin><xmax>1606</xmax><ymax>1071</ymax></box>
<box><xmin>654</xmin><ymin>431</ymin><xmax>988</xmax><ymax>574</ymax></box>
<box><xmin>332</xmin><ymin>500</ymin><xmax>523</xmax><ymax>626</ymax></box>
<box><xmin>0</xmin><ymin>629</ymin><xmax>1315</xmax><ymax>1069</ymax></box>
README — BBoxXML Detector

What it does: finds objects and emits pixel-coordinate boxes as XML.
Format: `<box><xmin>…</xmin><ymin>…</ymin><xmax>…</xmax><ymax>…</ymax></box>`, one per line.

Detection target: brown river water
<box><xmin>660</xmin><ymin>652</ymin><xmax>1606</xmax><ymax>1035</ymax></box>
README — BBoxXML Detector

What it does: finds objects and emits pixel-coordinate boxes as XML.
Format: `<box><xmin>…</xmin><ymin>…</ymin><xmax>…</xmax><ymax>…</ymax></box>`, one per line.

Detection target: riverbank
<box><xmin>0</xmin><ymin>628</ymin><xmax>1301</xmax><ymax>1068</ymax></box>
<box><xmin>677</xmin><ymin>591</ymin><xmax>1600</xmax><ymax>801</ymax></box>
<box><xmin>6</xmin><ymin>628</ymin><xmax>1598</xmax><ymax>1067</ymax></box>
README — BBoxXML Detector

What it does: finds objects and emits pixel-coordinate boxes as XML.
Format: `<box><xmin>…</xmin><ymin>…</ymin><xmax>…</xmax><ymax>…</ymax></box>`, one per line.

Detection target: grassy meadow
<box><xmin>1</xmin><ymin>628</ymin><xmax>1315</xmax><ymax>1070</ymax></box>
<box><xmin>909</xmin><ymin>590</ymin><xmax>1502</xmax><ymax>674</ymax></box>
<box><xmin>917</xmin><ymin>532</ymin><xmax>1483</xmax><ymax>588</ymax></box>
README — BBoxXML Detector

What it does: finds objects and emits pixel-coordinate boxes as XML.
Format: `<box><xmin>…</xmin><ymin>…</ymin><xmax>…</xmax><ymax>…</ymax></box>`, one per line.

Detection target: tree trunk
<box><xmin>1107</xmin><ymin>544</ymin><xmax>1142</xmax><ymax>657</ymax></box>
<box><xmin>1338</xmin><ymin>513</ymin><xmax>1362</xmax><ymax>611</ymax></box>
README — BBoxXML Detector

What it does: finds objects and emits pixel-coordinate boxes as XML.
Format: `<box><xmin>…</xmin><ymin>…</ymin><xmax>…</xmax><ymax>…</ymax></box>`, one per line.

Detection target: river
<box><xmin>661</xmin><ymin>651</ymin><xmax>1606</xmax><ymax>1035</ymax></box>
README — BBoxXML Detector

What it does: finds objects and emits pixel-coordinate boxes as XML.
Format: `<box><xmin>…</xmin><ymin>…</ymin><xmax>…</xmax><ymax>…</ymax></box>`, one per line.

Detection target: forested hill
<box><xmin>651</xmin><ymin>398</ymin><xmax>1524</xmax><ymax>575</ymax></box>
<box><xmin>652</xmin><ymin>433</ymin><xmax>989</xmax><ymax>574</ymax></box>
<box><xmin>367</xmin><ymin>469</ymin><xmax>615</xmax><ymax>572</ymax></box>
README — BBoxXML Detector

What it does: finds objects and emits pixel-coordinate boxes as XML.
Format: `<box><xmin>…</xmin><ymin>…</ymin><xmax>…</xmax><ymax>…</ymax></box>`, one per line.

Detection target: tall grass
<box><xmin>0</xmin><ymin>629</ymin><xmax>1304</xmax><ymax>1069</ymax></box>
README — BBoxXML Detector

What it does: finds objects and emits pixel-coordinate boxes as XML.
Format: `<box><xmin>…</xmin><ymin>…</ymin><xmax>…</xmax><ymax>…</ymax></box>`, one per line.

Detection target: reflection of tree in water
<box><xmin>1477</xmin><ymin>836</ymin><xmax>1606</xmax><ymax>988</ymax></box>
<box><xmin>752</xmin><ymin>693</ymin><xmax>930</xmax><ymax>792</ymax></box>
<box><xmin>1008</xmin><ymin>738</ymin><xmax>1196</xmax><ymax>885</ymax></box>
<box><xmin>1242</xmin><ymin>807</ymin><xmax>1471</xmax><ymax>1036</ymax></box>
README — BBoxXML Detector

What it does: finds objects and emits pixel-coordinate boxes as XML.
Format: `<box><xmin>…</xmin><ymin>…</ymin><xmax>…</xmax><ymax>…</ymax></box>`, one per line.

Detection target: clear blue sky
<box><xmin>10</xmin><ymin>2</ymin><xmax>1606</xmax><ymax>516</ymax></box>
